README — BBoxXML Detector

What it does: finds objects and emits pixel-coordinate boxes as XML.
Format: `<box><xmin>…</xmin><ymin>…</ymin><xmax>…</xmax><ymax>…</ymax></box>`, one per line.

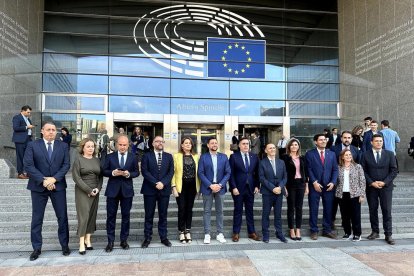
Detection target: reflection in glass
<box><xmin>43</xmin><ymin>73</ymin><xmax>108</xmax><ymax>93</ymax></box>
<box><xmin>287</xmin><ymin>65</ymin><xmax>339</xmax><ymax>83</ymax></box>
<box><xmin>110</xmin><ymin>57</ymin><xmax>170</xmax><ymax>77</ymax></box>
<box><xmin>289</xmin><ymin>103</ymin><xmax>337</xmax><ymax>116</ymax></box>
<box><xmin>230</xmin><ymin>100</ymin><xmax>285</xmax><ymax>116</ymax></box>
<box><xmin>109</xmin><ymin>96</ymin><xmax>170</xmax><ymax>113</ymax></box>
<box><xmin>288</xmin><ymin>83</ymin><xmax>338</xmax><ymax>101</ymax></box>
<box><xmin>110</xmin><ymin>76</ymin><xmax>170</xmax><ymax>96</ymax></box>
<box><xmin>284</xmin><ymin>47</ymin><xmax>338</xmax><ymax>65</ymax></box>
<box><xmin>44</xmin><ymin>95</ymin><xmax>105</xmax><ymax>111</ymax></box>
<box><xmin>44</xmin><ymin>53</ymin><xmax>108</xmax><ymax>74</ymax></box>
<box><xmin>44</xmin><ymin>33</ymin><xmax>109</xmax><ymax>54</ymax></box>
<box><xmin>171</xmin><ymin>98</ymin><xmax>228</xmax><ymax>115</ymax></box>
<box><xmin>45</xmin><ymin>14</ymin><xmax>109</xmax><ymax>35</ymax></box>
<box><xmin>290</xmin><ymin>118</ymin><xmax>339</xmax><ymax>137</ymax></box>
<box><xmin>230</xmin><ymin>81</ymin><xmax>285</xmax><ymax>100</ymax></box>
<box><xmin>171</xmin><ymin>79</ymin><xmax>228</xmax><ymax>98</ymax></box>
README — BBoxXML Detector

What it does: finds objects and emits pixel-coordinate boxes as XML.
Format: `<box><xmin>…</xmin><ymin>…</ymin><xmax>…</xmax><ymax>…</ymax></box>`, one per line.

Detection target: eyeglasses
<box><xmin>154</xmin><ymin>140</ymin><xmax>165</xmax><ymax>143</ymax></box>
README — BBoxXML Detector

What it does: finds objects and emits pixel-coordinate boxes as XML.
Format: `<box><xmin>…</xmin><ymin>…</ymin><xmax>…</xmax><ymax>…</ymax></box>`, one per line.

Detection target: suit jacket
<box><xmin>140</xmin><ymin>151</ymin><xmax>174</xmax><ymax>196</ymax></box>
<box><xmin>327</xmin><ymin>134</ymin><xmax>341</xmax><ymax>149</ymax></box>
<box><xmin>250</xmin><ymin>137</ymin><xmax>261</xmax><ymax>154</ymax></box>
<box><xmin>24</xmin><ymin>139</ymin><xmax>70</xmax><ymax>192</ymax></box>
<box><xmin>335</xmin><ymin>163</ymin><xmax>366</xmax><ymax>199</ymax></box>
<box><xmin>360</xmin><ymin>149</ymin><xmax>398</xmax><ymax>188</ymax></box>
<box><xmin>279</xmin><ymin>154</ymin><xmax>308</xmax><ymax>186</ymax></box>
<box><xmin>332</xmin><ymin>144</ymin><xmax>361</xmax><ymax>164</ymax></box>
<box><xmin>103</xmin><ymin>151</ymin><xmax>140</xmax><ymax>198</ymax></box>
<box><xmin>229</xmin><ymin>151</ymin><xmax>260</xmax><ymax>194</ymax></box>
<box><xmin>198</xmin><ymin>152</ymin><xmax>231</xmax><ymax>195</ymax></box>
<box><xmin>259</xmin><ymin>158</ymin><xmax>287</xmax><ymax>195</ymax></box>
<box><xmin>305</xmin><ymin>148</ymin><xmax>338</xmax><ymax>186</ymax></box>
<box><xmin>362</xmin><ymin>130</ymin><xmax>383</xmax><ymax>152</ymax></box>
<box><xmin>172</xmin><ymin>152</ymin><xmax>200</xmax><ymax>193</ymax></box>
<box><xmin>12</xmin><ymin>114</ymin><xmax>32</xmax><ymax>143</ymax></box>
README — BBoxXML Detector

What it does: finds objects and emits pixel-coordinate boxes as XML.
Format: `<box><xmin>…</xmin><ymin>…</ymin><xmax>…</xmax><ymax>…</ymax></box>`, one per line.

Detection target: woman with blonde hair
<box><xmin>172</xmin><ymin>137</ymin><xmax>200</xmax><ymax>243</ymax></box>
<box><xmin>336</xmin><ymin>149</ymin><xmax>366</xmax><ymax>241</ymax></box>
<box><xmin>72</xmin><ymin>138</ymin><xmax>103</xmax><ymax>254</ymax></box>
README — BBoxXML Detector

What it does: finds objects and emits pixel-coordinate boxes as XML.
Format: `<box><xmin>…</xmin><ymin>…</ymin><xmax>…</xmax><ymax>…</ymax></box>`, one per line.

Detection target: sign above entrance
<box><xmin>133</xmin><ymin>4</ymin><xmax>265</xmax><ymax>78</ymax></box>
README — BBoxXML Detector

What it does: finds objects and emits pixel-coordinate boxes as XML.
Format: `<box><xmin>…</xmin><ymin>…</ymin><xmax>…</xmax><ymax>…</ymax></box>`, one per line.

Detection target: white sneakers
<box><xmin>204</xmin><ymin>234</ymin><xmax>211</xmax><ymax>244</ymax></box>
<box><xmin>204</xmin><ymin>233</ymin><xmax>226</xmax><ymax>244</ymax></box>
<box><xmin>216</xmin><ymin>233</ymin><xmax>227</xmax><ymax>243</ymax></box>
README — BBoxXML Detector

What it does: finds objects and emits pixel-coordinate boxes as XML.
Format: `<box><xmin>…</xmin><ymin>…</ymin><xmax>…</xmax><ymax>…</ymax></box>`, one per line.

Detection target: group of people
<box><xmin>12</xmin><ymin>106</ymin><xmax>400</xmax><ymax>261</ymax></box>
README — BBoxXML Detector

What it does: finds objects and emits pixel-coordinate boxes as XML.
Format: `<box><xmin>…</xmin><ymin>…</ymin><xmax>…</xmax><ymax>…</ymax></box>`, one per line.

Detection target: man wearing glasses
<box><xmin>141</xmin><ymin>136</ymin><xmax>174</xmax><ymax>248</ymax></box>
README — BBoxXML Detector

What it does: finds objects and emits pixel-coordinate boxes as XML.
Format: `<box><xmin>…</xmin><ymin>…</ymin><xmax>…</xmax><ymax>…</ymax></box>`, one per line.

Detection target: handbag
<box><xmin>137</xmin><ymin>142</ymin><xmax>145</xmax><ymax>150</ymax></box>
<box><xmin>230</xmin><ymin>143</ymin><xmax>238</xmax><ymax>151</ymax></box>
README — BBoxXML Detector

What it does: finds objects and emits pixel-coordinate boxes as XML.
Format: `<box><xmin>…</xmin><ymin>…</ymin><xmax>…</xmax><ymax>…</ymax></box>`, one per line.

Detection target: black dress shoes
<box><xmin>141</xmin><ymin>239</ymin><xmax>151</xmax><ymax>248</ymax></box>
<box><xmin>385</xmin><ymin>236</ymin><xmax>395</xmax><ymax>245</ymax></box>
<box><xmin>29</xmin><ymin>249</ymin><xmax>41</xmax><ymax>261</ymax></box>
<box><xmin>161</xmin><ymin>239</ymin><xmax>172</xmax><ymax>247</ymax></box>
<box><xmin>367</xmin><ymin>232</ymin><xmax>380</xmax><ymax>240</ymax></box>
<box><xmin>85</xmin><ymin>243</ymin><xmax>93</xmax><ymax>250</ymax></box>
<box><xmin>62</xmin><ymin>246</ymin><xmax>71</xmax><ymax>256</ymax></box>
<box><xmin>277</xmin><ymin>235</ymin><xmax>288</xmax><ymax>243</ymax></box>
<box><xmin>120</xmin><ymin>241</ymin><xmax>130</xmax><ymax>250</ymax></box>
<box><xmin>105</xmin><ymin>242</ymin><xmax>114</xmax><ymax>252</ymax></box>
<box><xmin>79</xmin><ymin>250</ymin><xmax>86</xmax><ymax>255</ymax></box>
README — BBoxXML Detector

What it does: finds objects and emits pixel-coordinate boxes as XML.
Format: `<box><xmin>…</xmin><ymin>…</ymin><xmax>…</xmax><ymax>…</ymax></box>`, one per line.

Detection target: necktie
<box><xmin>271</xmin><ymin>159</ymin><xmax>276</xmax><ymax>175</ymax></box>
<box><xmin>158</xmin><ymin>152</ymin><xmax>162</xmax><ymax>170</ymax></box>
<box><xmin>47</xmin><ymin>142</ymin><xmax>52</xmax><ymax>160</ymax></box>
<box><xmin>120</xmin><ymin>153</ymin><xmax>125</xmax><ymax>168</ymax></box>
<box><xmin>376</xmin><ymin>151</ymin><xmax>380</xmax><ymax>163</ymax></box>
<box><xmin>244</xmin><ymin>153</ymin><xmax>249</xmax><ymax>172</ymax></box>
<box><xmin>320</xmin><ymin>150</ymin><xmax>325</xmax><ymax>165</ymax></box>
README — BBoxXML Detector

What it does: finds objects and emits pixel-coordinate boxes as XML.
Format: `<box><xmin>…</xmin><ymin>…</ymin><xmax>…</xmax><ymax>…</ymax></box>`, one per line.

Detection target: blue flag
<box><xmin>207</xmin><ymin>37</ymin><xmax>266</xmax><ymax>79</ymax></box>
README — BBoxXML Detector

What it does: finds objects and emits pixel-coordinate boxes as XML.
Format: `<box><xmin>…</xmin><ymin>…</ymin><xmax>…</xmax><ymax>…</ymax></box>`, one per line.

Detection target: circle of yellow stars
<box><xmin>221</xmin><ymin>43</ymin><xmax>252</xmax><ymax>75</ymax></box>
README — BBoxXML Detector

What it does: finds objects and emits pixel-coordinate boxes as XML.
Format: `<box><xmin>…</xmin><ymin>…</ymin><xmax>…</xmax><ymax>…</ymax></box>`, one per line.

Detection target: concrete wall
<box><xmin>0</xmin><ymin>0</ymin><xmax>44</xmax><ymax>165</ymax></box>
<box><xmin>338</xmin><ymin>0</ymin><xmax>414</xmax><ymax>171</ymax></box>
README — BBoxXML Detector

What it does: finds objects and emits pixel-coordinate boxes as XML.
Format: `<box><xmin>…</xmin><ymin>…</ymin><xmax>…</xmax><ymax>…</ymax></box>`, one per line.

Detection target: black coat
<box><xmin>280</xmin><ymin>154</ymin><xmax>308</xmax><ymax>187</ymax></box>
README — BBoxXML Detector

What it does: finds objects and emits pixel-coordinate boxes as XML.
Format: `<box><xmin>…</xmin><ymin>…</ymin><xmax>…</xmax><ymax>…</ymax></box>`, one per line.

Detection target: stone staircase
<box><xmin>0</xmin><ymin>173</ymin><xmax>413</xmax><ymax>250</ymax></box>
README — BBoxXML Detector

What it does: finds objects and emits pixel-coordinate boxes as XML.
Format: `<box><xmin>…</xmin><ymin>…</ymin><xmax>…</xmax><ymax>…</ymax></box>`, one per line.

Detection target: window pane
<box><xmin>230</xmin><ymin>81</ymin><xmax>285</xmax><ymax>100</ymax></box>
<box><xmin>171</xmin><ymin>98</ymin><xmax>228</xmax><ymax>115</ymax></box>
<box><xmin>109</xmin><ymin>96</ymin><xmax>170</xmax><ymax>113</ymax></box>
<box><xmin>45</xmin><ymin>14</ymin><xmax>109</xmax><ymax>35</ymax></box>
<box><xmin>110</xmin><ymin>76</ymin><xmax>169</xmax><ymax>96</ymax></box>
<box><xmin>287</xmin><ymin>65</ymin><xmax>338</xmax><ymax>83</ymax></box>
<box><xmin>288</xmin><ymin>83</ymin><xmax>339</xmax><ymax>101</ymax></box>
<box><xmin>43</xmin><ymin>73</ymin><xmax>108</xmax><ymax>93</ymax></box>
<box><xmin>45</xmin><ymin>0</ymin><xmax>110</xmax><ymax>14</ymax></box>
<box><xmin>171</xmin><ymin>79</ymin><xmax>228</xmax><ymax>98</ymax></box>
<box><xmin>290</xmin><ymin>118</ymin><xmax>339</xmax><ymax>137</ymax></box>
<box><xmin>110</xmin><ymin>57</ymin><xmax>171</xmax><ymax>77</ymax></box>
<box><xmin>283</xmin><ymin>30</ymin><xmax>338</xmax><ymax>47</ymax></box>
<box><xmin>110</xmin><ymin>37</ymin><xmax>170</xmax><ymax>57</ymax></box>
<box><xmin>44</xmin><ymin>53</ymin><xmax>108</xmax><ymax>74</ymax></box>
<box><xmin>230</xmin><ymin>100</ymin><xmax>285</xmax><ymax>116</ymax></box>
<box><xmin>284</xmin><ymin>47</ymin><xmax>338</xmax><ymax>65</ymax></box>
<box><xmin>44</xmin><ymin>33</ymin><xmax>109</xmax><ymax>55</ymax></box>
<box><xmin>289</xmin><ymin>103</ymin><xmax>337</xmax><ymax>116</ymax></box>
<box><xmin>44</xmin><ymin>95</ymin><xmax>105</xmax><ymax>111</ymax></box>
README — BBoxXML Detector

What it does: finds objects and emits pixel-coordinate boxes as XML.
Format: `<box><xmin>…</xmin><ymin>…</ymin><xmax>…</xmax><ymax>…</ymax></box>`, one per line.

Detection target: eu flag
<box><xmin>207</xmin><ymin>37</ymin><xmax>266</xmax><ymax>79</ymax></box>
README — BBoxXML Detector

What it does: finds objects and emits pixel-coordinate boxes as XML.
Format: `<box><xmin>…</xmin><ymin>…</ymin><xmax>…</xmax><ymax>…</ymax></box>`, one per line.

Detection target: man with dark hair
<box><xmin>327</xmin><ymin>128</ymin><xmax>341</xmax><ymax>149</ymax></box>
<box><xmin>198</xmin><ymin>137</ymin><xmax>231</xmax><ymax>244</ymax></box>
<box><xmin>229</xmin><ymin>137</ymin><xmax>261</xmax><ymax>242</ymax></box>
<box><xmin>360</xmin><ymin>134</ymin><xmax>398</xmax><ymax>245</ymax></box>
<box><xmin>24</xmin><ymin>122</ymin><xmax>71</xmax><ymax>261</ymax></box>
<box><xmin>363</xmin><ymin>117</ymin><xmax>373</xmax><ymax>133</ymax></box>
<box><xmin>305</xmin><ymin>134</ymin><xmax>338</xmax><ymax>240</ymax></box>
<box><xmin>250</xmin><ymin>131</ymin><xmax>261</xmax><ymax>155</ymax></box>
<box><xmin>12</xmin><ymin>105</ymin><xmax>34</xmax><ymax>179</ymax></box>
<box><xmin>362</xmin><ymin>120</ymin><xmax>381</xmax><ymax>152</ymax></box>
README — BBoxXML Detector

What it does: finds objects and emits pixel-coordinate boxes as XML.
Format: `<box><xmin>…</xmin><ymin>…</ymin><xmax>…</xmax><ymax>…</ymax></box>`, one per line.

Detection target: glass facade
<box><xmin>42</xmin><ymin>0</ymin><xmax>339</xmax><ymax>145</ymax></box>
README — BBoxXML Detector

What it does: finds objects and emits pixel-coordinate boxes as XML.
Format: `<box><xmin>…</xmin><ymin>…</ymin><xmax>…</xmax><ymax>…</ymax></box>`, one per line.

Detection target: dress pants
<box><xmin>366</xmin><ymin>185</ymin><xmax>393</xmax><ymax>236</ymax></box>
<box><xmin>339</xmin><ymin>192</ymin><xmax>362</xmax><ymax>236</ymax></box>
<box><xmin>143</xmin><ymin>193</ymin><xmax>170</xmax><ymax>240</ymax></box>
<box><xmin>176</xmin><ymin>178</ymin><xmax>197</xmax><ymax>232</ymax></box>
<box><xmin>308</xmin><ymin>187</ymin><xmax>334</xmax><ymax>234</ymax></box>
<box><xmin>262</xmin><ymin>193</ymin><xmax>283</xmax><ymax>240</ymax></box>
<box><xmin>286</xmin><ymin>179</ymin><xmax>305</xmax><ymax>229</ymax></box>
<box><xmin>15</xmin><ymin>136</ymin><xmax>31</xmax><ymax>174</ymax></box>
<box><xmin>31</xmin><ymin>189</ymin><xmax>69</xmax><ymax>250</ymax></box>
<box><xmin>106</xmin><ymin>195</ymin><xmax>133</xmax><ymax>243</ymax></box>
<box><xmin>202</xmin><ymin>192</ymin><xmax>224</xmax><ymax>234</ymax></box>
<box><xmin>232</xmin><ymin>186</ymin><xmax>255</xmax><ymax>234</ymax></box>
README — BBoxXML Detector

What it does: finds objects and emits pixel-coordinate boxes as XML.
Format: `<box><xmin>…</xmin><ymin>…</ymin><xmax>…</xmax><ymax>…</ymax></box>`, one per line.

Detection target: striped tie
<box><xmin>157</xmin><ymin>152</ymin><xmax>162</xmax><ymax>170</ymax></box>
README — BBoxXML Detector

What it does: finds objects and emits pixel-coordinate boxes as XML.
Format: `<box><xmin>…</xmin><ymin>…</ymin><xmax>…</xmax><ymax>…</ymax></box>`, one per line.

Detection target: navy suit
<box><xmin>360</xmin><ymin>149</ymin><xmax>398</xmax><ymax>236</ymax></box>
<box><xmin>259</xmin><ymin>158</ymin><xmax>287</xmax><ymax>240</ymax></box>
<box><xmin>12</xmin><ymin>114</ymin><xmax>33</xmax><ymax>174</ymax></box>
<box><xmin>23</xmin><ymin>139</ymin><xmax>70</xmax><ymax>250</ymax></box>
<box><xmin>229</xmin><ymin>152</ymin><xmax>260</xmax><ymax>234</ymax></box>
<box><xmin>362</xmin><ymin>130</ymin><xmax>383</xmax><ymax>152</ymax></box>
<box><xmin>140</xmin><ymin>151</ymin><xmax>174</xmax><ymax>240</ymax></box>
<box><xmin>305</xmin><ymin>148</ymin><xmax>338</xmax><ymax>234</ymax></box>
<box><xmin>103</xmin><ymin>152</ymin><xmax>139</xmax><ymax>243</ymax></box>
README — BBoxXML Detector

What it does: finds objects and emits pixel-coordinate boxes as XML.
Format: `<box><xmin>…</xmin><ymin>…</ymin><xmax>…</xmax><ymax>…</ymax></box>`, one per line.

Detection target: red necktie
<box><xmin>320</xmin><ymin>150</ymin><xmax>325</xmax><ymax>165</ymax></box>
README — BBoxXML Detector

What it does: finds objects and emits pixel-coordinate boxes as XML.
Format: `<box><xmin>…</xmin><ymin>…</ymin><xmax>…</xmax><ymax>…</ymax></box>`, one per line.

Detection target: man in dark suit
<box><xmin>327</xmin><ymin>127</ymin><xmax>341</xmax><ymax>149</ymax></box>
<box><xmin>198</xmin><ymin>137</ymin><xmax>231</xmax><ymax>244</ymax></box>
<box><xmin>103</xmin><ymin>135</ymin><xmax>139</xmax><ymax>252</ymax></box>
<box><xmin>362</xmin><ymin>120</ymin><xmax>381</xmax><ymax>152</ymax></box>
<box><xmin>259</xmin><ymin>143</ymin><xmax>288</xmax><ymax>243</ymax></box>
<box><xmin>360</xmin><ymin>134</ymin><xmax>398</xmax><ymax>245</ymax></box>
<box><xmin>23</xmin><ymin>122</ymin><xmax>71</xmax><ymax>261</ymax></box>
<box><xmin>229</xmin><ymin>137</ymin><xmax>261</xmax><ymax>242</ymax></box>
<box><xmin>305</xmin><ymin>133</ymin><xmax>338</xmax><ymax>240</ymax></box>
<box><xmin>12</xmin><ymin>105</ymin><xmax>35</xmax><ymax>179</ymax></box>
<box><xmin>140</xmin><ymin>136</ymin><xmax>174</xmax><ymax>248</ymax></box>
<box><xmin>331</xmin><ymin>130</ymin><xmax>361</xmax><ymax>228</ymax></box>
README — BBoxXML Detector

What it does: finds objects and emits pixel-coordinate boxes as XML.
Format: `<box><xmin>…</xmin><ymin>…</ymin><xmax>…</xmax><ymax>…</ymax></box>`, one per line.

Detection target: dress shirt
<box><xmin>43</xmin><ymin>139</ymin><xmax>54</xmax><ymax>151</ymax></box>
<box><xmin>372</xmin><ymin>149</ymin><xmax>382</xmax><ymax>162</ymax></box>
<box><xmin>341</xmin><ymin>144</ymin><xmax>350</xmax><ymax>150</ymax></box>
<box><xmin>268</xmin><ymin>157</ymin><xmax>276</xmax><ymax>175</ymax></box>
<box><xmin>292</xmin><ymin>157</ymin><xmax>302</xmax><ymax>179</ymax></box>
<box><xmin>343</xmin><ymin>168</ymin><xmax>350</xmax><ymax>192</ymax></box>
<box><xmin>241</xmin><ymin>151</ymin><xmax>250</xmax><ymax>168</ymax></box>
<box><xmin>154</xmin><ymin>150</ymin><xmax>163</xmax><ymax>160</ymax></box>
<box><xmin>23</xmin><ymin>114</ymin><xmax>32</xmax><ymax>136</ymax></box>
<box><xmin>277</xmin><ymin>139</ymin><xmax>287</xmax><ymax>149</ymax></box>
<box><xmin>210</xmin><ymin>152</ymin><xmax>218</xmax><ymax>183</ymax></box>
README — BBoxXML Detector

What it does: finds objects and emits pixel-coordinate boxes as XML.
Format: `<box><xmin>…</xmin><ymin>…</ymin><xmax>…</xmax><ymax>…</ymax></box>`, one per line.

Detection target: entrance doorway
<box><xmin>178</xmin><ymin>124</ymin><xmax>223</xmax><ymax>156</ymax></box>
<box><xmin>240</xmin><ymin>124</ymin><xmax>283</xmax><ymax>158</ymax></box>
<box><xmin>113</xmin><ymin>122</ymin><xmax>164</xmax><ymax>150</ymax></box>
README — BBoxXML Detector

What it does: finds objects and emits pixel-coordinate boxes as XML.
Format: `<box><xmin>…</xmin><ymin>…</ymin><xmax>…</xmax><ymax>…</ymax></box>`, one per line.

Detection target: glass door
<box><xmin>178</xmin><ymin>125</ymin><xmax>219</xmax><ymax>156</ymax></box>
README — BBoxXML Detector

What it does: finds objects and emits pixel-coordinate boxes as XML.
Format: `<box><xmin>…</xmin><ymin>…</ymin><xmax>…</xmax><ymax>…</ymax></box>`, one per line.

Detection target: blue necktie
<box><xmin>120</xmin><ymin>153</ymin><xmax>125</xmax><ymax>168</ymax></box>
<box><xmin>376</xmin><ymin>151</ymin><xmax>380</xmax><ymax>164</ymax></box>
<box><xmin>244</xmin><ymin>153</ymin><xmax>249</xmax><ymax>172</ymax></box>
<box><xmin>47</xmin><ymin>142</ymin><xmax>52</xmax><ymax>160</ymax></box>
